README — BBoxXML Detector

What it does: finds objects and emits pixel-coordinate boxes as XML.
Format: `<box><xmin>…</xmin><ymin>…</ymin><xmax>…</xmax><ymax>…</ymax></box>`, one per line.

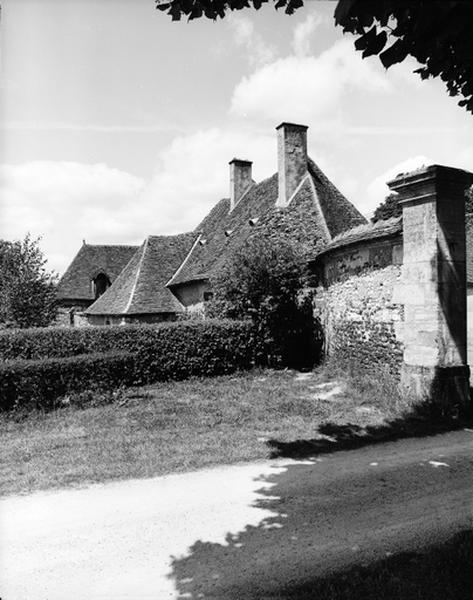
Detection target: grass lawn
<box><xmin>0</xmin><ymin>367</ymin><xmax>425</xmax><ymax>497</ymax></box>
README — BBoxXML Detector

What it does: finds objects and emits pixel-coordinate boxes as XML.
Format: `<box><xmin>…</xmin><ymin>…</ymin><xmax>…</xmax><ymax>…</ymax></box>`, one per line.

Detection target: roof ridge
<box><xmin>229</xmin><ymin>181</ymin><xmax>255</xmax><ymax>213</ymax></box>
<box><xmin>81</xmin><ymin>243</ymin><xmax>139</xmax><ymax>248</ymax></box>
<box><xmin>166</xmin><ymin>233</ymin><xmax>202</xmax><ymax>287</ymax></box>
<box><xmin>284</xmin><ymin>173</ymin><xmax>310</xmax><ymax>207</ymax></box>
<box><xmin>147</xmin><ymin>231</ymin><xmax>194</xmax><ymax>241</ymax></box>
<box><xmin>308</xmin><ymin>174</ymin><xmax>332</xmax><ymax>242</ymax></box>
<box><xmin>124</xmin><ymin>238</ymin><xmax>148</xmax><ymax>313</ymax></box>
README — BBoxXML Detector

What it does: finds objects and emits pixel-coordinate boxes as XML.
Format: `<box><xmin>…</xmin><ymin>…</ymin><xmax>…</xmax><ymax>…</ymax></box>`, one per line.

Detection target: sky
<box><xmin>1</xmin><ymin>0</ymin><xmax>473</xmax><ymax>274</ymax></box>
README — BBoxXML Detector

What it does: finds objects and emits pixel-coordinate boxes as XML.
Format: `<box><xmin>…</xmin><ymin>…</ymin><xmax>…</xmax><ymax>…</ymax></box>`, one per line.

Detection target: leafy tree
<box><xmin>0</xmin><ymin>235</ymin><xmax>58</xmax><ymax>329</ymax></box>
<box><xmin>373</xmin><ymin>185</ymin><xmax>473</xmax><ymax>222</ymax></box>
<box><xmin>371</xmin><ymin>193</ymin><xmax>402</xmax><ymax>223</ymax></box>
<box><xmin>207</xmin><ymin>235</ymin><xmax>320</xmax><ymax>368</ymax></box>
<box><xmin>334</xmin><ymin>0</ymin><xmax>473</xmax><ymax>114</ymax></box>
<box><xmin>156</xmin><ymin>0</ymin><xmax>473</xmax><ymax>114</ymax></box>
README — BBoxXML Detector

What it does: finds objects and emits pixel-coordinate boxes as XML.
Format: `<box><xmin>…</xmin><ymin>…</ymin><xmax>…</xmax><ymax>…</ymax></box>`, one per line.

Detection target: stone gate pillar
<box><xmin>389</xmin><ymin>165</ymin><xmax>473</xmax><ymax>410</ymax></box>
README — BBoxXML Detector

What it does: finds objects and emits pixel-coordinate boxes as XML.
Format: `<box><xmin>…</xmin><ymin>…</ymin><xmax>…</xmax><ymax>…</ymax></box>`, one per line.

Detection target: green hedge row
<box><xmin>0</xmin><ymin>319</ymin><xmax>254</xmax><ymax>360</ymax></box>
<box><xmin>135</xmin><ymin>319</ymin><xmax>257</xmax><ymax>382</ymax></box>
<box><xmin>0</xmin><ymin>352</ymin><xmax>137</xmax><ymax>411</ymax></box>
<box><xmin>0</xmin><ymin>320</ymin><xmax>257</xmax><ymax>411</ymax></box>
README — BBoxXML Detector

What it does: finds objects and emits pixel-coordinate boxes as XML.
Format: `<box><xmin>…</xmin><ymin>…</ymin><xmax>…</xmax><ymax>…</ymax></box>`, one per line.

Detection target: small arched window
<box><xmin>92</xmin><ymin>272</ymin><xmax>111</xmax><ymax>299</ymax></box>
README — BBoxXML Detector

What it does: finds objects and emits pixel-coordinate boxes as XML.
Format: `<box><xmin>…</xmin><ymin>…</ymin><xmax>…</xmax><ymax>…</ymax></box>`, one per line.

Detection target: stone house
<box><xmin>57</xmin><ymin>122</ymin><xmax>366</xmax><ymax>325</ymax></box>
<box><xmin>56</xmin><ymin>243</ymin><xmax>138</xmax><ymax>326</ymax></box>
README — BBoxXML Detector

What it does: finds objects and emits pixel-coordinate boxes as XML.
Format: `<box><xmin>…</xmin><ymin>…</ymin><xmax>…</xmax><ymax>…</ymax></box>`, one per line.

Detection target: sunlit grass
<box><xmin>0</xmin><ymin>365</ymin><xmax>429</xmax><ymax>497</ymax></box>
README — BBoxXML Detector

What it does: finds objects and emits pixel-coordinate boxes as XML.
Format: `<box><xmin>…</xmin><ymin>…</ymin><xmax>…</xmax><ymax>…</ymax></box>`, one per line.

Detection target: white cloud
<box><xmin>292</xmin><ymin>11</ymin><xmax>325</xmax><ymax>57</ymax></box>
<box><xmin>0</xmin><ymin>162</ymin><xmax>146</xmax><ymax>273</ymax></box>
<box><xmin>364</xmin><ymin>155</ymin><xmax>436</xmax><ymax>216</ymax></box>
<box><xmin>0</xmin><ymin>129</ymin><xmax>277</xmax><ymax>274</ymax></box>
<box><xmin>230</xmin><ymin>39</ymin><xmax>392</xmax><ymax>123</ymax></box>
<box><xmin>455</xmin><ymin>146</ymin><xmax>473</xmax><ymax>171</ymax></box>
<box><xmin>137</xmin><ymin>127</ymin><xmax>275</xmax><ymax>232</ymax></box>
<box><xmin>0</xmin><ymin>121</ymin><xmax>181</xmax><ymax>133</ymax></box>
<box><xmin>226</xmin><ymin>14</ymin><xmax>276</xmax><ymax>67</ymax></box>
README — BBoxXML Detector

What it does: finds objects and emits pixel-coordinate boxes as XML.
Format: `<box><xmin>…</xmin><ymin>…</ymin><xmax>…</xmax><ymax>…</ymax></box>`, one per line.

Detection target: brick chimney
<box><xmin>276</xmin><ymin>122</ymin><xmax>308</xmax><ymax>207</ymax></box>
<box><xmin>229</xmin><ymin>158</ymin><xmax>253</xmax><ymax>211</ymax></box>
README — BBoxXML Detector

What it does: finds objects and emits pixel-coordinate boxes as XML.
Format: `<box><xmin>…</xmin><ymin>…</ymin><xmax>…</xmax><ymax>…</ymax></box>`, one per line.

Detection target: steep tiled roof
<box><xmin>167</xmin><ymin>158</ymin><xmax>367</xmax><ymax>287</ymax></box>
<box><xmin>56</xmin><ymin>244</ymin><xmax>138</xmax><ymax>301</ymax></box>
<box><xmin>317</xmin><ymin>216</ymin><xmax>403</xmax><ymax>256</ymax></box>
<box><xmin>308</xmin><ymin>159</ymin><xmax>366</xmax><ymax>237</ymax></box>
<box><xmin>85</xmin><ymin>233</ymin><xmax>196</xmax><ymax>315</ymax></box>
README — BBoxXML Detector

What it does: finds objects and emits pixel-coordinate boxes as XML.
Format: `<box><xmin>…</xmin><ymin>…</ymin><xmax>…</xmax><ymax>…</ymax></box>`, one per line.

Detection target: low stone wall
<box><xmin>313</xmin><ymin>165</ymin><xmax>472</xmax><ymax>409</ymax></box>
<box><xmin>56</xmin><ymin>306</ymin><xmax>90</xmax><ymax>328</ymax></box>
<box><xmin>312</xmin><ymin>224</ymin><xmax>405</xmax><ymax>377</ymax></box>
<box><xmin>314</xmin><ymin>264</ymin><xmax>404</xmax><ymax>376</ymax></box>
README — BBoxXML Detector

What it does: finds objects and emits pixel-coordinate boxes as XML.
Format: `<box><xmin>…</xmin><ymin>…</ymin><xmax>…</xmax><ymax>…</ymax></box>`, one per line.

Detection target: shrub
<box><xmin>207</xmin><ymin>236</ymin><xmax>321</xmax><ymax>369</ymax></box>
<box><xmin>0</xmin><ymin>324</ymin><xmax>142</xmax><ymax>360</ymax></box>
<box><xmin>0</xmin><ymin>352</ymin><xmax>137</xmax><ymax>411</ymax></box>
<box><xmin>135</xmin><ymin>319</ymin><xmax>257</xmax><ymax>383</ymax></box>
<box><xmin>0</xmin><ymin>319</ymin><xmax>257</xmax><ymax>411</ymax></box>
<box><xmin>0</xmin><ymin>319</ymin><xmax>256</xmax><ymax>362</ymax></box>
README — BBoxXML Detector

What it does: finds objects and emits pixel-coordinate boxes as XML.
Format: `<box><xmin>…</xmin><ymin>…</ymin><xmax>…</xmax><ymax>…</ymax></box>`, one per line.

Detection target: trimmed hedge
<box><xmin>135</xmin><ymin>319</ymin><xmax>257</xmax><ymax>382</ymax></box>
<box><xmin>0</xmin><ymin>352</ymin><xmax>137</xmax><ymax>411</ymax></box>
<box><xmin>0</xmin><ymin>319</ymin><xmax>255</xmax><ymax>361</ymax></box>
<box><xmin>0</xmin><ymin>320</ymin><xmax>258</xmax><ymax>411</ymax></box>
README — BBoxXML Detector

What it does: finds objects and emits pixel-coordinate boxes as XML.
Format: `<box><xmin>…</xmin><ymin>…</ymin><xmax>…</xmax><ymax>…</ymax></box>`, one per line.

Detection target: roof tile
<box><xmin>86</xmin><ymin>233</ymin><xmax>196</xmax><ymax>315</ymax></box>
<box><xmin>56</xmin><ymin>244</ymin><xmax>138</xmax><ymax>301</ymax></box>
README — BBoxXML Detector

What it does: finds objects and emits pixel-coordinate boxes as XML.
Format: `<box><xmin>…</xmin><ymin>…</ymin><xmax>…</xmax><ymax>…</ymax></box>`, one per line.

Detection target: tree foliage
<box><xmin>0</xmin><ymin>235</ymin><xmax>58</xmax><ymax>329</ymax></box>
<box><xmin>156</xmin><ymin>0</ymin><xmax>473</xmax><ymax>115</ymax></box>
<box><xmin>155</xmin><ymin>0</ymin><xmax>303</xmax><ymax>21</ymax></box>
<box><xmin>207</xmin><ymin>236</ymin><xmax>320</xmax><ymax>368</ymax></box>
<box><xmin>373</xmin><ymin>184</ymin><xmax>473</xmax><ymax>223</ymax></box>
<box><xmin>334</xmin><ymin>0</ymin><xmax>473</xmax><ymax>114</ymax></box>
<box><xmin>371</xmin><ymin>193</ymin><xmax>402</xmax><ymax>223</ymax></box>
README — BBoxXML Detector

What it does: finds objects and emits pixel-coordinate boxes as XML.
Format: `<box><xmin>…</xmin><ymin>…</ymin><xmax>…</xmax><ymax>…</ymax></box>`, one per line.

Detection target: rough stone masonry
<box><xmin>313</xmin><ymin>164</ymin><xmax>473</xmax><ymax>409</ymax></box>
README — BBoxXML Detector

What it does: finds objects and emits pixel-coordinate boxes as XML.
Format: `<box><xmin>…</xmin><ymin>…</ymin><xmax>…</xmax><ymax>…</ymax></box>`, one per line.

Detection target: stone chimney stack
<box><xmin>276</xmin><ymin>122</ymin><xmax>308</xmax><ymax>207</ymax></box>
<box><xmin>229</xmin><ymin>158</ymin><xmax>253</xmax><ymax>211</ymax></box>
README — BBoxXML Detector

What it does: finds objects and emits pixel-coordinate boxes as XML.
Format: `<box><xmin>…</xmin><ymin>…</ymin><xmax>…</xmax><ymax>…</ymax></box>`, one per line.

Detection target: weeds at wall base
<box><xmin>319</xmin><ymin>357</ymin><xmax>470</xmax><ymax>422</ymax></box>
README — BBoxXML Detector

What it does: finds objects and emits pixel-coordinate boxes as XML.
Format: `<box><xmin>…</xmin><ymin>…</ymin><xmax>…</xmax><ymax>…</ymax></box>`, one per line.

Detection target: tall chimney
<box><xmin>229</xmin><ymin>158</ymin><xmax>253</xmax><ymax>211</ymax></box>
<box><xmin>276</xmin><ymin>122</ymin><xmax>308</xmax><ymax>207</ymax></box>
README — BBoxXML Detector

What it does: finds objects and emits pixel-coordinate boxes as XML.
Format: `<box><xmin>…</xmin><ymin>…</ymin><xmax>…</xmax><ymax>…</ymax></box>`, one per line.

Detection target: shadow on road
<box><xmin>169</xmin><ymin>422</ymin><xmax>473</xmax><ymax>599</ymax></box>
<box><xmin>266</xmin><ymin>412</ymin><xmax>471</xmax><ymax>460</ymax></box>
<box><xmin>169</xmin><ymin>378</ymin><xmax>473</xmax><ymax>599</ymax></box>
<box><xmin>170</xmin><ymin>526</ymin><xmax>473</xmax><ymax>599</ymax></box>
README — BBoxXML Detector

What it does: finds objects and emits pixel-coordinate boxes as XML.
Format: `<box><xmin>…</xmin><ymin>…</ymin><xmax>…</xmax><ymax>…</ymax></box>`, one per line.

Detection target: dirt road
<box><xmin>1</xmin><ymin>429</ymin><xmax>473</xmax><ymax>599</ymax></box>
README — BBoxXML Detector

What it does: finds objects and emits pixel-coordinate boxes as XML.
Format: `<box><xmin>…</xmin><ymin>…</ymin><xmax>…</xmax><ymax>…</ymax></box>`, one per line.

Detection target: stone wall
<box><xmin>314</xmin><ymin>164</ymin><xmax>472</xmax><ymax>408</ymax></box>
<box><xmin>56</xmin><ymin>304</ymin><xmax>90</xmax><ymax>328</ymax></box>
<box><xmin>169</xmin><ymin>281</ymin><xmax>208</xmax><ymax>310</ymax></box>
<box><xmin>467</xmin><ymin>287</ymin><xmax>473</xmax><ymax>366</ymax></box>
<box><xmin>314</xmin><ymin>237</ymin><xmax>404</xmax><ymax>376</ymax></box>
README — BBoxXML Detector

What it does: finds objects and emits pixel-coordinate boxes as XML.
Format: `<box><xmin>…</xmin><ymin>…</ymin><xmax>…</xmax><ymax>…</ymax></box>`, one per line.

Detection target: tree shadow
<box><xmin>169</xmin><ymin>385</ymin><xmax>473</xmax><ymax>599</ymax></box>
<box><xmin>266</xmin><ymin>409</ymin><xmax>472</xmax><ymax>461</ymax></box>
<box><xmin>170</xmin><ymin>530</ymin><xmax>473</xmax><ymax>599</ymax></box>
<box><xmin>169</xmin><ymin>443</ymin><xmax>473</xmax><ymax>599</ymax></box>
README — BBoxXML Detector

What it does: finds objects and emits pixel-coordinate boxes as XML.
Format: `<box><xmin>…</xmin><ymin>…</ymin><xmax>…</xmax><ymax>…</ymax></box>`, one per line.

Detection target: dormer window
<box><xmin>249</xmin><ymin>217</ymin><xmax>260</xmax><ymax>226</ymax></box>
<box><xmin>199</xmin><ymin>239</ymin><xmax>207</xmax><ymax>246</ymax></box>
<box><xmin>92</xmin><ymin>272</ymin><xmax>111</xmax><ymax>299</ymax></box>
<box><xmin>224</xmin><ymin>229</ymin><xmax>234</xmax><ymax>237</ymax></box>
